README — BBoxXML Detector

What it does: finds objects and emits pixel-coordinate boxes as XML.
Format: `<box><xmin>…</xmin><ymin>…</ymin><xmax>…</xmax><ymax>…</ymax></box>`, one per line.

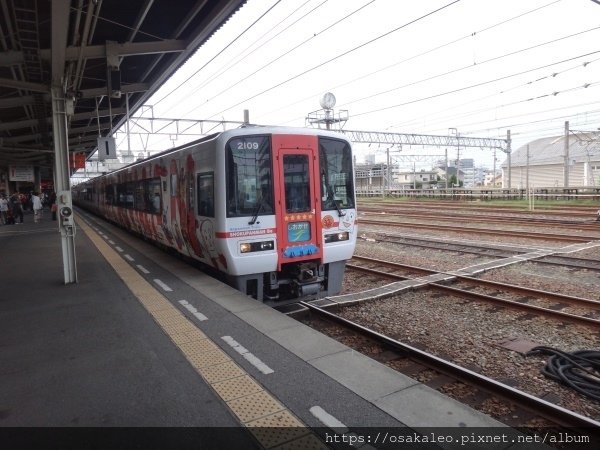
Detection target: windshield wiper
<box><xmin>326</xmin><ymin>183</ymin><xmax>345</xmax><ymax>217</ymax></box>
<box><xmin>248</xmin><ymin>197</ymin><xmax>263</xmax><ymax>225</ymax></box>
<box><xmin>334</xmin><ymin>200</ymin><xmax>346</xmax><ymax>217</ymax></box>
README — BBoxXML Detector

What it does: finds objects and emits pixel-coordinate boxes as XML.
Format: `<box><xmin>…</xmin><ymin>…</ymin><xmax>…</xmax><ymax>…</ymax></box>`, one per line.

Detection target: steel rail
<box><xmin>360</xmin><ymin>219</ymin><xmax>597</xmax><ymax>243</ymax></box>
<box><xmin>352</xmin><ymin>255</ymin><xmax>600</xmax><ymax>309</ymax></box>
<box><xmin>360</xmin><ymin>209</ymin><xmax>600</xmax><ymax>230</ymax></box>
<box><xmin>300</xmin><ymin>300</ymin><xmax>600</xmax><ymax>430</ymax></box>
<box><xmin>357</xmin><ymin>200</ymin><xmax>599</xmax><ymax>215</ymax></box>
<box><xmin>373</xmin><ymin>234</ymin><xmax>600</xmax><ymax>271</ymax></box>
<box><xmin>348</xmin><ymin>257</ymin><xmax>600</xmax><ymax>327</ymax></box>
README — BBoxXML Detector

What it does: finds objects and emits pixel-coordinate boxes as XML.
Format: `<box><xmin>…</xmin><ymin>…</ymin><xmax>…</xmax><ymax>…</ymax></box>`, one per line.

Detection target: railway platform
<box><xmin>1</xmin><ymin>208</ymin><xmax>522</xmax><ymax>449</ymax></box>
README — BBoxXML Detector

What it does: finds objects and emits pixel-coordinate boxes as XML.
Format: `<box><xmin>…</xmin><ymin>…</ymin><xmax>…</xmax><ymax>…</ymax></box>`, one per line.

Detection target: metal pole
<box><xmin>564</xmin><ymin>121</ymin><xmax>570</xmax><ymax>188</ymax></box>
<box><xmin>456</xmin><ymin>134</ymin><xmax>460</xmax><ymax>187</ymax></box>
<box><xmin>493</xmin><ymin>149</ymin><xmax>496</xmax><ymax>188</ymax></box>
<box><xmin>386</xmin><ymin>147</ymin><xmax>390</xmax><ymax>197</ymax></box>
<box><xmin>51</xmin><ymin>0</ymin><xmax>77</xmax><ymax>284</ymax></box>
<box><xmin>445</xmin><ymin>148</ymin><xmax>448</xmax><ymax>189</ymax></box>
<box><xmin>526</xmin><ymin>144</ymin><xmax>530</xmax><ymax>199</ymax></box>
<box><xmin>380</xmin><ymin>165</ymin><xmax>384</xmax><ymax>198</ymax></box>
<box><xmin>413</xmin><ymin>163</ymin><xmax>416</xmax><ymax>190</ymax></box>
<box><xmin>507</xmin><ymin>130</ymin><xmax>512</xmax><ymax>189</ymax></box>
<box><xmin>51</xmin><ymin>85</ymin><xmax>77</xmax><ymax>283</ymax></box>
<box><xmin>126</xmin><ymin>92</ymin><xmax>131</xmax><ymax>159</ymax></box>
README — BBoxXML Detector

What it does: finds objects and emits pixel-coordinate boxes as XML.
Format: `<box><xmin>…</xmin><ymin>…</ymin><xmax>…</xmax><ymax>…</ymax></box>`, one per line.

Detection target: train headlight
<box><xmin>324</xmin><ymin>231</ymin><xmax>349</xmax><ymax>243</ymax></box>
<box><xmin>240</xmin><ymin>240</ymin><xmax>274</xmax><ymax>253</ymax></box>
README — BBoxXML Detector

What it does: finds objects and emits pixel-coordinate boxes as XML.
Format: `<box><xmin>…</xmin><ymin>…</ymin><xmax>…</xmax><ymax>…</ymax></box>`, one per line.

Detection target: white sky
<box><xmin>116</xmin><ymin>0</ymin><xmax>600</xmax><ymax>170</ymax></box>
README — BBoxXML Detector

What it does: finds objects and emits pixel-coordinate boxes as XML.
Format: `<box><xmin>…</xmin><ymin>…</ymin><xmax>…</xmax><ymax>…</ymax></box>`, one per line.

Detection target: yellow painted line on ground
<box><xmin>76</xmin><ymin>216</ymin><xmax>326</xmax><ymax>449</ymax></box>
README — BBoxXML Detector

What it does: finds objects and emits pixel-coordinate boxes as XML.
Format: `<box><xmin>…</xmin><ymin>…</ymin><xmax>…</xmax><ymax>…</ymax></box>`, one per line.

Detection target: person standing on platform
<box><xmin>0</xmin><ymin>194</ymin><xmax>8</xmax><ymax>225</ymax></box>
<box><xmin>0</xmin><ymin>193</ymin><xmax>8</xmax><ymax>224</ymax></box>
<box><xmin>10</xmin><ymin>193</ymin><xmax>23</xmax><ymax>224</ymax></box>
<box><xmin>32</xmin><ymin>192</ymin><xmax>43</xmax><ymax>223</ymax></box>
<box><xmin>49</xmin><ymin>191</ymin><xmax>57</xmax><ymax>221</ymax></box>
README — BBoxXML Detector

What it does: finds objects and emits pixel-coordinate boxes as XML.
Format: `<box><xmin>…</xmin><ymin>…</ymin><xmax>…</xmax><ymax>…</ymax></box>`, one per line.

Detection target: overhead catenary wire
<box><xmin>178</xmin><ymin>0</ymin><xmax>378</xmax><ymax>118</ymax></box>
<box><xmin>418</xmin><ymin>81</ymin><xmax>600</xmax><ymax>135</ymax></box>
<box><xmin>258</xmin><ymin>12</ymin><xmax>600</xmax><ymax>130</ymax></box>
<box><xmin>203</xmin><ymin>0</ymin><xmax>463</xmax><ymax>120</ymax></box>
<box><xmin>351</xmin><ymin>50</ymin><xmax>600</xmax><ymax>118</ymax></box>
<box><xmin>151</xmin><ymin>0</ymin><xmax>284</xmax><ymax>107</ymax></box>
<box><xmin>254</xmin><ymin>0</ymin><xmax>566</xmax><ymax>123</ymax></box>
<box><xmin>339</xmin><ymin>13</ymin><xmax>600</xmax><ymax>110</ymax></box>
<box><xmin>160</xmin><ymin>0</ymin><xmax>326</xmax><ymax>116</ymax></box>
<box><xmin>387</xmin><ymin>56</ymin><xmax>600</xmax><ymax>131</ymax></box>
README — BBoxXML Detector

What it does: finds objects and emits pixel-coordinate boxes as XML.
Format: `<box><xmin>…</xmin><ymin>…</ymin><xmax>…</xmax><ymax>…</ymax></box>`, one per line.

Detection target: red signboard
<box><xmin>69</xmin><ymin>152</ymin><xmax>86</xmax><ymax>169</ymax></box>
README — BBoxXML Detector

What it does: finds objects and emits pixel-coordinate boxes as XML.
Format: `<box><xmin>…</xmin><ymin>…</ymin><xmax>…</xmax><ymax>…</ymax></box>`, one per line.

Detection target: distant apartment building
<box><xmin>355</xmin><ymin>163</ymin><xmax>437</xmax><ymax>190</ymax></box>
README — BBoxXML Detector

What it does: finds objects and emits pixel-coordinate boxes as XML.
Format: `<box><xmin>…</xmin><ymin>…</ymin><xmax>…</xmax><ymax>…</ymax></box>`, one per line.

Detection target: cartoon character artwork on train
<box><xmin>198</xmin><ymin>219</ymin><xmax>226</xmax><ymax>270</ymax></box>
<box><xmin>184</xmin><ymin>155</ymin><xmax>204</xmax><ymax>259</ymax></box>
<box><xmin>169</xmin><ymin>158</ymin><xmax>184</xmax><ymax>251</ymax></box>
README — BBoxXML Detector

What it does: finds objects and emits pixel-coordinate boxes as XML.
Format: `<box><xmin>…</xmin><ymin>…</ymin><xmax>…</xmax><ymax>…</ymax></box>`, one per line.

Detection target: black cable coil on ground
<box><xmin>526</xmin><ymin>346</ymin><xmax>600</xmax><ymax>401</ymax></box>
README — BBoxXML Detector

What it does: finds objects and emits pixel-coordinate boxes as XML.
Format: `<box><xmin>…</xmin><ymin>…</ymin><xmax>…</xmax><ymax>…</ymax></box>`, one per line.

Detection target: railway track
<box><xmin>360</xmin><ymin>210</ymin><xmax>600</xmax><ymax>231</ymax></box>
<box><xmin>372</xmin><ymin>233</ymin><xmax>600</xmax><ymax>271</ymax></box>
<box><xmin>348</xmin><ymin>255</ymin><xmax>600</xmax><ymax>327</ymax></box>
<box><xmin>295</xmin><ymin>300</ymin><xmax>600</xmax><ymax>431</ymax></box>
<box><xmin>360</xmin><ymin>218</ymin><xmax>599</xmax><ymax>243</ymax></box>
<box><xmin>358</xmin><ymin>201</ymin><xmax>599</xmax><ymax>217</ymax></box>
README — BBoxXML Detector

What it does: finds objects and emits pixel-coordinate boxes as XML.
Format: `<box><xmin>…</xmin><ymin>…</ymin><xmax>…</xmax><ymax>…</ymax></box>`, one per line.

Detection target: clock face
<box><xmin>320</xmin><ymin>92</ymin><xmax>336</xmax><ymax>109</ymax></box>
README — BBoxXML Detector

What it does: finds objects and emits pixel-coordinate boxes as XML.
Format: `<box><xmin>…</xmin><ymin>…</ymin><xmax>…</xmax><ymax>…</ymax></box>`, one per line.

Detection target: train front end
<box><xmin>220</xmin><ymin>128</ymin><xmax>356</xmax><ymax>304</ymax></box>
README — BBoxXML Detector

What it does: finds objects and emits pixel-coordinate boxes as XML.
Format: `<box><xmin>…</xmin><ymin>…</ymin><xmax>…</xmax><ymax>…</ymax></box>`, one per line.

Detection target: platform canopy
<box><xmin>0</xmin><ymin>0</ymin><xmax>246</xmax><ymax>168</ymax></box>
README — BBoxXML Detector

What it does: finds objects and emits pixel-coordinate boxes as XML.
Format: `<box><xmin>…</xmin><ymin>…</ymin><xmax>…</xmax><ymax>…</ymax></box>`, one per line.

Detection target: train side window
<box><xmin>105</xmin><ymin>184</ymin><xmax>114</xmax><ymax>205</ymax></box>
<box><xmin>148</xmin><ymin>178</ymin><xmax>162</xmax><ymax>214</ymax></box>
<box><xmin>117</xmin><ymin>182</ymin><xmax>134</xmax><ymax>208</ymax></box>
<box><xmin>197</xmin><ymin>172</ymin><xmax>214</xmax><ymax>217</ymax></box>
<box><xmin>134</xmin><ymin>181</ymin><xmax>147</xmax><ymax>211</ymax></box>
<box><xmin>84</xmin><ymin>186</ymin><xmax>94</xmax><ymax>201</ymax></box>
<box><xmin>170</xmin><ymin>174</ymin><xmax>177</xmax><ymax>197</ymax></box>
<box><xmin>116</xmin><ymin>183</ymin><xmax>125</xmax><ymax>207</ymax></box>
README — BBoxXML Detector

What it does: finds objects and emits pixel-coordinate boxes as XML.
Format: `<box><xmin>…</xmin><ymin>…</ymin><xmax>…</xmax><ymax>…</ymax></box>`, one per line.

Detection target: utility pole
<box><xmin>413</xmin><ymin>163</ymin><xmax>417</xmax><ymax>190</ymax></box>
<box><xmin>493</xmin><ymin>149</ymin><xmax>497</xmax><ymax>187</ymax></box>
<box><xmin>386</xmin><ymin>147</ymin><xmax>390</xmax><ymax>196</ymax></box>
<box><xmin>526</xmin><ymin>144</ymin><xmax>530</xmax><ymax>198</ymax></box>
<box><xmin>506</xmin><ymin>130</ymin><xmax>512</xmax><ymax>189</ymax></box>
<box><xmin>456</xmin><ymin>136</ymin><xmax>461</xmax><ymax>187</ymax></box>
<box><xmin>564</xmin><ymin>121</ymin><xmax>570</xmax><ymax>188</ymax></box>
<box><xmin>445</xmin><ymin>148</ymin><xmax>449</xmax><ymax>189</ymax></box>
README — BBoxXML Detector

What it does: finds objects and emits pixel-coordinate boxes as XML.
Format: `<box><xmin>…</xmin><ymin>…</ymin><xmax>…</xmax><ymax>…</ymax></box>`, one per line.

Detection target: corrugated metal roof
<box><xmin>0</xmin><ymin>0</ymin><xmax>247</xmax><ymax>169</ymax></box>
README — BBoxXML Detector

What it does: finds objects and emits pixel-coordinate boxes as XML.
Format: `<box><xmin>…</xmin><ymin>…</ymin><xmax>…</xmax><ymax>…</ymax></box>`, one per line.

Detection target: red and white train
<box><xmin>73</xmin><ymin>126</ymin><xmax>357</xmax><ymax>304</ymax></box>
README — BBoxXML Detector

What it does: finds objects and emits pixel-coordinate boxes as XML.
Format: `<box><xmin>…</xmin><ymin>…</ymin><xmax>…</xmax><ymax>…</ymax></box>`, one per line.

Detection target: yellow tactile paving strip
<box><xmin>76</xmin><ymin>216</ymin><xmax>327</xmax><ymax>449</ymax></box>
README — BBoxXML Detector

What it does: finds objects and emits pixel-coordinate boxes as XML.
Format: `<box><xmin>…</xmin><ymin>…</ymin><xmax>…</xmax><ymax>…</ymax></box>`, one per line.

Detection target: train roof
<box><xmin>74</xmin><ymin>126</ymin><xmax>351</xmax><ymax>185</ymax></box>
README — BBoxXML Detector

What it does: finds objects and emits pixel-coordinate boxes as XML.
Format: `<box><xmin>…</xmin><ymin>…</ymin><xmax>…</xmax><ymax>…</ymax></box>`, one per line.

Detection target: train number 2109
<box><xmin>237</xmin><ymin>141</ymin><xmax>259</xmax><ymax>150</ymax></box>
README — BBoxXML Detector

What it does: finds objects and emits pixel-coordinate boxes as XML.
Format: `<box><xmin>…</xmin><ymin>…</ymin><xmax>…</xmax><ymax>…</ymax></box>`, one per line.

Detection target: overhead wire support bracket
<box><xmin>340</xmin><ymin>129</ymin><xmax>509</xmax><ymax>152</ymax></box>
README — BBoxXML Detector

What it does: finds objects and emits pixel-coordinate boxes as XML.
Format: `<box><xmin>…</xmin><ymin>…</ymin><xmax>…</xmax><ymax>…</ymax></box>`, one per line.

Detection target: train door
<box><xmin>272</xmin><ymin>135</ymin><xmax>322</xmax><ymax>271</ymax></box>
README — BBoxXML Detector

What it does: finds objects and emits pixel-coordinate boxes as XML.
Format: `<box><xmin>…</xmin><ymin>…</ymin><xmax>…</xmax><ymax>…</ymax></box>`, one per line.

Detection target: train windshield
<box><xmin>226</xmin><ymin>135</ymin><xmax>274</xmax><ymax>218</ymax></box>
<box><xmin>319</xmin><ymin>137</ymin><xmax>355</xmax><ymax>210</ymax></box>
